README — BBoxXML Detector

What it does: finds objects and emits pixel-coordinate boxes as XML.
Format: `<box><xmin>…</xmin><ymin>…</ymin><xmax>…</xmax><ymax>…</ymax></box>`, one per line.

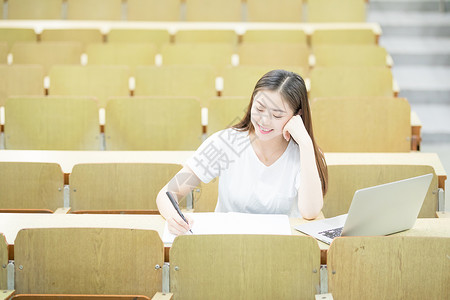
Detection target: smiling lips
<box><xmin>258</xmin><ymin>124</ymin><xmax>273</xmax><ymax>134</ymax></box>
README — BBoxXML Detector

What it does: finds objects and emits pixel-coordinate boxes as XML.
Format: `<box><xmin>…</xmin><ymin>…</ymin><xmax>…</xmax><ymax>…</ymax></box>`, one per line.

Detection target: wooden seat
<box><xmin>0</xmin><ymin>162</ymin><xmax>64</xmax><ymax>213</ymax></box>
<box><xmin>170</xmin><ymin>235</ymin><xmax>321</xmax><ymax>299</ymax></box>
<box><xmin>127</xmin><ymin>0</ymin><xmax>180</xmax><ymax>21</ymax></box>
<box><xmin>206</xmin><ymin>97</ymin><xmax>249</xmax><ymax>136</ymax></box>
<box><xmin>11</xmin><ymin>42</ymin><xmax>82</xmax><ymax>75</ymax></box>
<box><xmin>174</xmin><ymin>30</ymin><xmax>238</xmax><ymax>44</ymax></box>
<box><xmin>185</xmin><ymin>0</ymin><xmax>241</xmax><ymax>22</ymax></box>
<box><xmin>310</xmin><ymin>97</ymin><xmax>411</xmax><ymax>152</ymax></box>
<box><xmin>107</xmin><ymin>29</ymin><xmax>170</xmax><ymax>51</ymax></box>
<box><xmin>49</xmin><ymin>65</ymin><xmax>130</xmax><ymax>108</ymax></box>
<box><xmin>247</xmin><ymin>0</ymin><xmax>303</xmax><ymax>22</ymax></box>
<box><xmin>4</xmin><ymin>96</ymin><xmax>100</xmax><ymax>150</ymax></box>
<box><xmin>135</xmin><ymin>65</ymin><xmax>216</xmax><ymax>106</ymax></box>
<box><xmin>307</xmin><ymin>0</ymin><xmax>366</xmax><ymax>22</ymax></box>
<box><xmin>7</xmin><ymin>0</ymin><xmax>62</xmax><ymax>19</ymax></box>
<box><xmin>242</xmin><ymin>29</ymin><xmax>307</xmax><ymax>44</ymax></box>
<box><xmin>0</xmin><ymin>233</ymin><xmax>7</xmax><ymax>290</ymax></box>
<box><xmin>41</xmin><ymin>29</ymin><xmax>103</xmax><ymax>51</ymax></box>
<box><xmin>14</xmin><ymin>228</ymin><xmax>164</xmax><ymax>298</ymax></box>
<box><xmin>238</xmin><ymin>43</ymin><xmax>309</xmax><ymax>68</ymax></box>
<box><xmin>0</xmin><ymin>42</ymin><xmax>7</xmax><ymax>64</ymax></box>
<box><xmin>327</xmin><ymin>236</ymin><xmax>450</xmax><ymax>299</ymax></box>
<box><xmin>0</xmin><ymin>65</ymin><xmax>45</xmax><ymax>107</ymax></box>
<box><xmin>69</xmin><ymin>163</ymin><xmax>183</xmax><ymax>213</ymax></box>
<box><xmin>105</xmin><ymin>97</ymin><xmax>202</xmax><ymax>150</ymax></box>
<box><xmin>309</xmin><ymin>67</ymin><xmax>394</xmax><ymax>99</ymax></box>
<box><xmin>66</xmin><ymin>0</ymin><xmax>122</xmax><ymax>20</ymax></box>
<box><xmin>324</xmin><ymin>164</ymin><xmax>439</xmax><ymax>218</ymax></box>
<box><xmin>311</xmin><ymin>28</ymin><xmax>377</xmax><ymax>46</ymax></box>
<box><xmin>312</xmin><ymin>45</ymin><xmax>389</xmax><ymax>67</ymax></box>
<box><xmin>0</xmin><ymin>28</ymin><xmax>36</xmax><ymax>52</ymax></box>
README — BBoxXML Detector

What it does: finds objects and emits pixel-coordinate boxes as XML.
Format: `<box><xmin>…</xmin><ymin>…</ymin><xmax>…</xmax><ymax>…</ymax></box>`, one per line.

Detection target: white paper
<box><xmin>163</xmin><ymin>212</ymin><xmax>291</xmax><ymax>244</ymax></box>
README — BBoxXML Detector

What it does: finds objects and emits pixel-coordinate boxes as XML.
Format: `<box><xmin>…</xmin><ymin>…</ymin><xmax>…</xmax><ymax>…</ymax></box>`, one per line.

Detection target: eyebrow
<box><xmin>256</xmin><ymin>100</ymin><xmax>287</xmax><ymax>114</ymax></box>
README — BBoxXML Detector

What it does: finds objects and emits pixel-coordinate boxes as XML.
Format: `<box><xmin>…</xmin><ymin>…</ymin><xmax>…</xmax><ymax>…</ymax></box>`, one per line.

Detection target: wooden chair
<box><xmin>238</xmin><ymin>43</ymin><xmax>310</xmax><ymax>68</ymax></box>
<box><xmin>309</xmin><ymin>67</ymin><xmax>394</xmax><ymax>100</ymax></box>
<box><xmin>185</xmin><ymin>0</ymin><xmax>241</xmax><ymax>22</ymax></box>
<box><xmin>66</xmin><ymin>0</ymin><xmax>122</xmax><ymax>20</ymax></box>
<box><xmin>49</xmin><ymin>65</ymin><xmax>130</xmax><ymax>108</ymax></box>
<box><xmin>0</xmin><ymin>43</ymin><xmax>7</xmax><ymax>64</ymax></box>
<box><xmin>107</xmin><ymin>29</ymin><xmax>170</xmax><ymax>51</ymax></box>
<box><xmin>246</xmin><ymin>0</ymin><xmax>303</xmax><ymax>22</ymax></box>
<box><xmin>174</xmin><ymin>30</ymin><xmax>238</xmax><ymax>44</ymax></box>
<box><xmin>327</xmin><ymin>236</ymin><xmax>450</xmax><ymax>299</ymax></box>
<box><xmin>86</xmin><ymin>43</ymin><xmax>157</xmax><ymax>74</ymax></box>
<box><xmin>310</xmin><ymin>97</ymin><xmax>411</xmax><ymax>152</ymax></box>
<box><xmin>7</xmin><ymin>0</ymin><xmax>62</xmax><ymax>19</ymax></box>
<box><xmin>160</xmin><ymin>43</ymin><xmax>234</xmax><ymax>72</ymax></box>
<box><xmin>4</xmin><ymin>96</ymin><xmax>100</xmax><ymax>150</ymax></box>
<box><xmin>11</xmin><ymin>42</ymin><xmax>82</xmax><ymax>75</ymax></box>
<box><xmin>0</xmin><ymin>28</ymin><xmax>36</xmax><ymax>52</ymax></box>
<box><xmin>41</xmin><ymin>29</ymin><xmax>103</xmax><ymax>51</ymax></box>
<box><xmin>134</xmin><ymin>65</ymin><xmax>216</xmax><ymax>106</ymax></box>
<box><xmin>105</xmin><ymin>97</ymin><xmax>202</xmax><ymax>150</ymax></box>
<box><xmin>307</xmin><ymin>0</ymin><xmax>366</xmax><ymax>23</ymax></box>
<box><xmin>324</xmin><ymin>164</ymin><xmax>440</xmax><ymax>218</ymax></box>
<box><xmin>10</xmin><ymin>295</ymin><xmax>157</xmax><ymax>300</ymax></box>
<box><xmin>192</xmin><ymin>178</ymin><xmax>219</xmax><ymax>212</ymax></box>
<box><xmin>0</xmin><ymin>65</ymin><xmax>45</xmax><ymax>106</ymax></box>
<box><xmin>13</xmin><ymin>228</ymin><xmax>165</xmax><ymax>298</ymax></box>
<box><xmin>242</xmin><ymin>29</ymin><xmax>307</xmax><ymax>44</ymax></box>
<box><xmin>312</xmin><ymin>45</ymin><xmax>389</xmax><ymax>67</ymax></box>
<box><xmin>0</xmin><ymin>162</ymin><xmax>64</xmax><ymax>213</ymax></box>
<box><xmin>170</xmin><ymin>235</ymin><xmax>321</xmax><ymax>299</ymax></box>
<box><xmin>127</xmin><ymin>0</ymin><xmax>180</xmax><ymax>21</ymax></box>
<box><xmin>69</xmin><ymin>163</ymin><xmax>183</xmax><ymax>213</ymax></box>
<box><xmin>206</xmin><ymin>97</ymin><xmax>249</xmax><ymax>136</ymax></box>
<box><xmin>310</xmin><ymin>28</ymin><xmax>377</xmax><ymax>46</ymax></box>
<box><xmin>0</xmin><ymin>234</ymin><xmax>8</xmax><ymax>290</ymax></box>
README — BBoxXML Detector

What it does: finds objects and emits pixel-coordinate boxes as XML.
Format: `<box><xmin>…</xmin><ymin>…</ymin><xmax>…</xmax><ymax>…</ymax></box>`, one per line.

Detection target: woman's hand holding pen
<box><xmin>282</xmin><ymin>114</ymin><xmax>312</xmax><ymax>148</ymax></box>
<box><xmin>167</xmin><ymin>211</ymin><xmax>194</xmax><ymax>236</ymax></box>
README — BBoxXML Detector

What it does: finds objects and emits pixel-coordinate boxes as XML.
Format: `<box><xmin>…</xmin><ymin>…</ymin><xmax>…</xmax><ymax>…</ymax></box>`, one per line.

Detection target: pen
<box><xmin>166</xmin><ymin>191</ymin><xmax>193</xmax><ymax>234</ymax></box>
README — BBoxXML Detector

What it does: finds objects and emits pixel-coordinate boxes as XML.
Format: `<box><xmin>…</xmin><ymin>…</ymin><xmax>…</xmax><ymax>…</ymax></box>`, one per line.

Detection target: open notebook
<box><xmin>162</xmin><ymin>212</ymin><xmax>292</xmax><ymax>244</ymax></box>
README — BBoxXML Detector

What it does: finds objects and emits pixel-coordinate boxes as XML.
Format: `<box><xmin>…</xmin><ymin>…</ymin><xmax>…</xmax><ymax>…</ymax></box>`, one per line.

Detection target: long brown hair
<box><xmin>233</xmin><ymin>69</ymin><xmax>328</xmax><ymax>195</ymax></box>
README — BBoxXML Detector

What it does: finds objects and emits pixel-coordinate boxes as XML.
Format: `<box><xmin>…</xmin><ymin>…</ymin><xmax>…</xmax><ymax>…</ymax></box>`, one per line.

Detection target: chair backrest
<box><xmin>67</xmin><ymin>0</ymin><xmax>122</xmax><ymax>20</ymax></box>
<box><xmin>310</xmin><ymin>97</ymin><xmax>411</xmax><ymax>152</ymax></box>
<box><xmin>8</xmin><ymin>0</ymin><xmax>62</xmax><ymax>19</ymax></box>
<box><xmin>0</xmin><ymin>64</ymin><xmax>44</xmax><ymax>106</ymax></box>
<box><xmin>134</xmin><ymin>65</ymin><xmax>216</xmax><ymax>106</ymax></box>
<box><xmin>242</xmin><ymin>29</ymin><xmax>307</xmax><ymax>44</ymax></box>
<box><xmin>311</xmin><ymin>28</ymin><xmax>377</xmax><ymax>46</ymax></box>
<box><xmin>11</xmin><ymin>42</ymin><xmax>82</xmax><ymax>74</ymax></box>
<box><xmin>0</xmin><ymin>162</ymin><xmax>64</xmax><ymax>212</ymax></box>
<box><xmin>175</xmin><ymin>30</ymin><xmax>238</xmax><ymax>44</ymax></box>
<box><xmin>247</xmin><ymin>0</ymin><xmax>303</xmax><ymax>22</ymax></box>
<box><xmin>324</xmin><ymin>164</ymin><xmax>439</xmax><ymax>218</ymax></box>
<box><xmin>70</xmin><ymin>163</ymin><xmax>183</xmax><ymax>213</ymax></box>
<box><xmin>0</xmin><ymin>42</ymin><xmax>7</xmax><ymax>64</ymax></box>
<box><xmin>185</xmin><ymin>0</ymin><xmax>241</xmax><ymax>22</ymax></box>
<box><xmin>0</xmin><ymin>28</ymin><xmax>36</xmax><ymax>52</ymax></box>
<box><xmin>5</xmin><ymin>96</ymin><xmax>100</xmax><ymax>150</ymax></box>
<box><xmin>238</xmin><ymin>43</ymin><xmax>309</xmax><ymax>68</ymax></box>
<box><xmin>49</xmin><ymin>65</ymin><xmax>130</xmax><ymax>108</ymax></box>
<box><xmin>41</xmin><ymin>29</ymin><xmax>103</xmax><ymax>51</ymax></box>
<box><xmin>309</xmin><ymin>67</ymin><xmax>393</xmax><ymax>99</ymax></box>
<box><xmin>11</xmin><ymin>296</ymin><xmax>151</xmax><ymax>300</ymax></box>
<box><xmin>107</xmin><ymin>29</ymin><xmax>170</xmax><ymax>51</ymax></box>
<box><xmin>105</xmin><ymin>97</ymin><xmax>202</xmax><ymax>150</ymax></box>
<box><xmin>0</xmin><ymin>233</ymin><xmax>8</xmax><ymax>290</ymax></box>
<box><xmin>14</xmin><ymin>228</ymin><xmax>164</xmax><ymax>297</ymax></box>
<box><xmin>307</xmin><ymin>0</ymin><xmax>366</xmax><ymax>22</ymax></box>
<box><xmin>207</xmin><ymin>96</ymin><xmax>249</xmax><ymax>135</ymax></box>
<box><xmin>327</xmin><ymin>236</ymin><xmax>450</xmax><ymax>299</ymax></box>
<box><xmin>192</xmin><ymin>178</ymin><xmax>219</xmax><ymax>212</ymax></box>
<box><xmin>170</xmin><ymin>235</ymin><xmax>321</xmax><ymax>299</ymax></box>
<box><xmin>127</xmin><ymin>0</ymin><xmax>180</xmax><ymax>21</ymax></box>
<box><xmin>313</xmin><ymin>45</ymin><xmax>388</xmax><ymax>67</ymax></box>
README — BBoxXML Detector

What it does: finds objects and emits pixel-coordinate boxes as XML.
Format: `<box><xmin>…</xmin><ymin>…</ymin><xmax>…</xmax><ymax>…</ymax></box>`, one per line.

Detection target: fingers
<box><xmin>167</xmin><ymin>214</ymin><xmax>192</xmax><ymax>236</ymax></box>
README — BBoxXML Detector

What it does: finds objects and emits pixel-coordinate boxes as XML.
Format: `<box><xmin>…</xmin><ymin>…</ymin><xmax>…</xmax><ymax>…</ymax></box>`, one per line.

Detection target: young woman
<box><xmin>157</xmin><ymin>69</ymin><xmax>328</xmax><ymax>235</ymax></box>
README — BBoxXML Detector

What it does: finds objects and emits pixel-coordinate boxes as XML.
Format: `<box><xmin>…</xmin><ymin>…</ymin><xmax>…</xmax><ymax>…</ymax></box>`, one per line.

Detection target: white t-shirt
<box><xmin>186</xmin><ymin>128</ymin><xmax>302</xmax><ymax>218</ymax></box>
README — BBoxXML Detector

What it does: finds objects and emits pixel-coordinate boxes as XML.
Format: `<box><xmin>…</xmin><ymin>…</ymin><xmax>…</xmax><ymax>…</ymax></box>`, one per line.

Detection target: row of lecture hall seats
<box><xmin>0</xmin><ymin>0</ymin><xmax>367</xmax><ymax>22</ymax></box>
<box><xmin>1</xmin><ymin>96</ymin><xmax>413</xmax><ymax>152</ymax></box>
<box><xmin>0</xmin><ymin>161</ymin><xmax>441</xmax><ymax>218</ymax></box>
<box><xmin>1</xmin><ymin>229</ymin><xmax>448</xmax><ymax>299</ymax></box>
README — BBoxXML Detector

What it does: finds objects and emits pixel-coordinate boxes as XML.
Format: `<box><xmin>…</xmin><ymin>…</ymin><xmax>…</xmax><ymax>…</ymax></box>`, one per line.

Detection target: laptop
<box><xmin>294</xmin><ymin>173</ymin><xmax>433</xmax><ymax>244</ymax></box>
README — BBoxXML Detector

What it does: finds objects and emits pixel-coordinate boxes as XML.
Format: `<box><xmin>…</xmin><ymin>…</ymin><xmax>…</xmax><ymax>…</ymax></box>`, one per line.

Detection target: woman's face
<box><xmin>250</xmin><ymin>90</ymin><xmax>294</xmax><ymax>141</ymax></box>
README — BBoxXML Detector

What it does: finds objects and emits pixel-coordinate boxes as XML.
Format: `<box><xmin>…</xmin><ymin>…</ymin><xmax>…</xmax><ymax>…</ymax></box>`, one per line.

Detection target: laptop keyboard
<box><xmin>318</xmin><ymin>227</ymin><xmax>343</xmax><ymax>239</ymax></box>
